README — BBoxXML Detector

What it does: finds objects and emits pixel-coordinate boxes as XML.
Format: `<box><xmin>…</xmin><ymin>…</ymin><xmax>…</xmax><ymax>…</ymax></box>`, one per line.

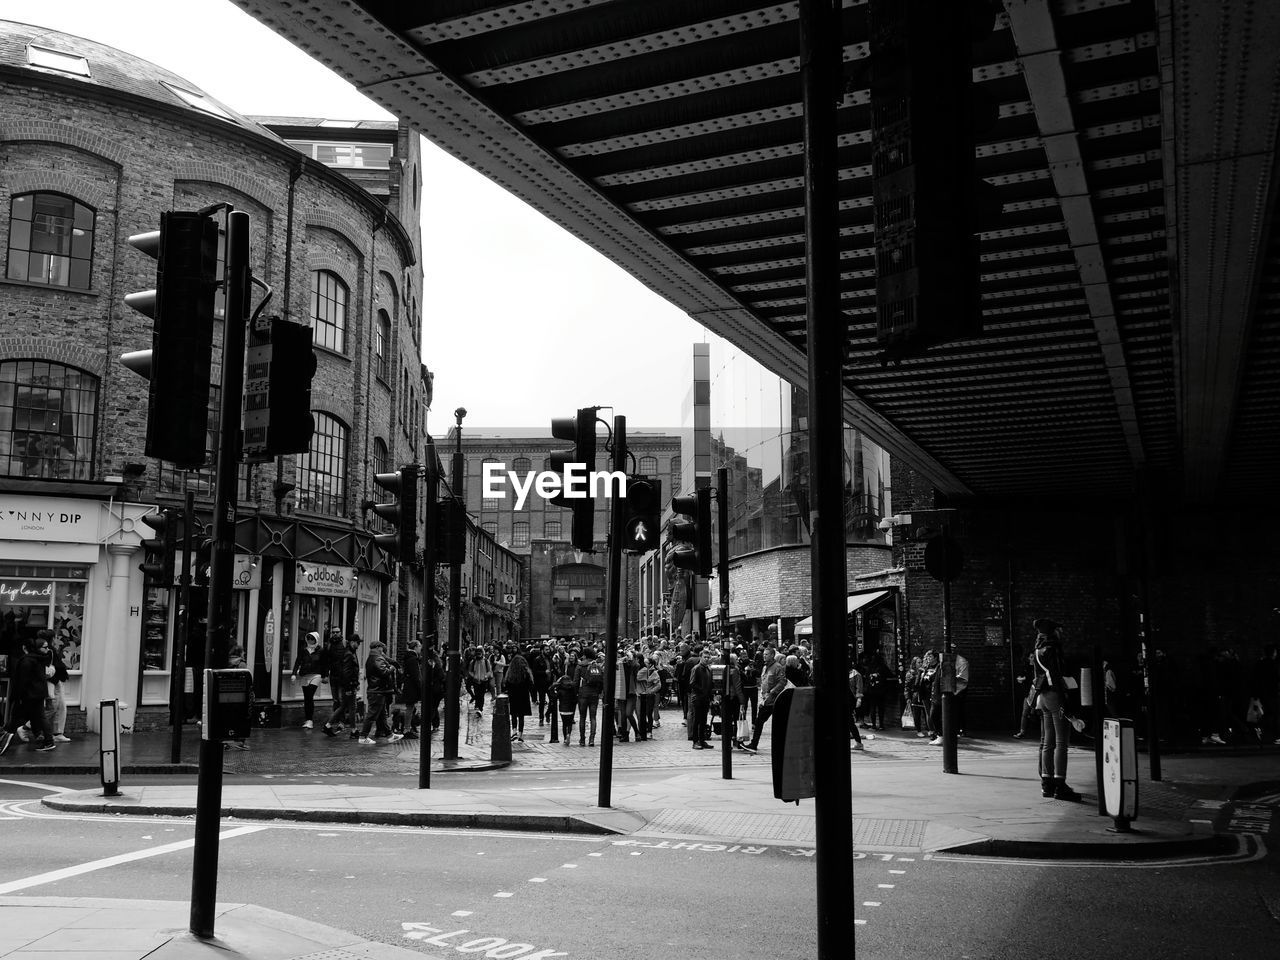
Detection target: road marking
<box><xmin>529</xmin><ymin>878</ymin><xmax>547</xmax><ymax>883</ymax></box>
<box><xmin>561</xmin><ymin>863</ymin><xmax>577</xmax><ymax>868</ymax></box>
<box><xmin>877</xmin><ymin>883</ymin><xmax>895</xmax><ymax>889</ymax></box>
<box><xmin>0</xmin><ymin>778</ymin><xmax>73</xmax><ymax>794</ymax></box>
<box><xmin>588</xmin><ymin>852</ymin><xmax>603</xmax><ymax>856</ymax></box>
<box><xmin>403</xmin><ymin>922</ymin><xmax>566</xmax><ymax>958</ymax></box>
<box><xmin>889</xmin><ymin>869</ymin><xmax>906</xmax><ymax>875</ymax></box>
<box><xmin>863</xmin><ymin>901</ymin><xmax>881</xmax><ymax>907</ymax></box>
<box><xmin>0</xmin><ymin>824</ymin><xmax>267</xmax><ymax>894</ymax></box>
<box><xmin>452</xmin><ymin>911</ymin><xmax>473</xmax><ymax>917</ymax></box>
<box><xmin>495</xmin><ymin>891</ymin><xmax>513</xmax><ymax>898</ymax></box>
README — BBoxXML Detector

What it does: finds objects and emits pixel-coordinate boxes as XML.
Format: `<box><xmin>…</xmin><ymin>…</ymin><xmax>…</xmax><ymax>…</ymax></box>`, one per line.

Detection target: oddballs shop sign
<box><xmin>294</xmin><ymin>561</ymin><xmax>357</xmax><ymax>599</ymax></box>
<box><xmin>0</xmin><ymin>495</ymin><xmax>100</xmax><ymax>543</ymax></box>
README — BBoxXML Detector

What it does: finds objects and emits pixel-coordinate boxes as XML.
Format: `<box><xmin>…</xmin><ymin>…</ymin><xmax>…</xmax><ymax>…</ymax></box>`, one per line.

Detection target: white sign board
<box><xmin>294</xmin><ymin>561</ymin><xmax>357</xmax><ymax>598</ymax></box>
<box><xmin>1102</xmin><ymin>718</ymin><xmax>1138</xmax><ymax>820</ymax></box>
<box><xmin>0</xmin><ymin>494</ymin><xmax>100</xmax><ymax>543</ymax></box>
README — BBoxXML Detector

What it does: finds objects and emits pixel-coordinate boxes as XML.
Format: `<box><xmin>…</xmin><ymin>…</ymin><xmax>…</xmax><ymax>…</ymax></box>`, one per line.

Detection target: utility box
<box><xmin>201</xmin><ymin>669</ymin><xmax>254</xmax><ymax>742</ymax></box>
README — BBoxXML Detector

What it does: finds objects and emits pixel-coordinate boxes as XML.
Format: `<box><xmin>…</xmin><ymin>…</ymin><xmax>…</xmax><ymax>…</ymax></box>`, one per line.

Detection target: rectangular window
<box><xmin>310</xmin><ymin>271</ymin><xmax>347</xmax><ymax>354</ymax></box>
<box><xmin>27</xmin><ymin>44</ymin><xmax>90</xmax><ymax>76</ymax></box>
<box><xmin>285</xmin><ymin>140</ymin><xmax>392</xmax><ymax>169</ymax></box>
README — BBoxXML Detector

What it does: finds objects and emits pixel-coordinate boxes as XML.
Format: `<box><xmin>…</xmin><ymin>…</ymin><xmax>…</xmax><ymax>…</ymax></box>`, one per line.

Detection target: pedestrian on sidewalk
<box><xmin>1031</xmin><ymin>618</ymin><xmax>1081</xmax><ymax>801</ymax></box>
<box><xmin>636</xmin><ymin>654</ymin><xmax>660</xmax><ymax>739</ymax></box>
<box><xmin>554</xmin><ymin>667</ymin><xmax>578</xmax><ymax>745</ymax></box>
<box><xmin>46</xmin><ymin>634</ymin><xmax>72</xmax><ymax>743</ymax></box>
<box><xmin>0</xmin><ymin>632</ymin><xmax>57</xmax><ymax>755</ymax></box>
<box><xmin>400</xmin><ymin>639</ymin><xmax>423</xmax><ymax>736</ymax></box>
<box><xmin>505</xmin><ymin>645</ymin><xmax>533</xmax><ymax>742</ymax></box>
<box><xmin>740</xmin><ymin>650</ymin><xmax>759</xmax><ymax>733</ymax></box>
<box><xmin>743</xmin><ymin>646</ymin><xmax>784</xmax><ymax>753</ymax></box>
<box><xmin>575</xmin><ymin>648</ymin><xmax>606</xmax><ymax>746</ymax></box>
<box><xmin>689</xmin><ymin>648</ymin><xmax>714</xmax><ymax>749</ymax></box>
<box><xmin>922</xmin><ymin>650</ymin><xmax>943</xmax><ymax>745</ymax></box>
<box><xmin>323</xmin><ymin>633</ymin><xmax>361</xmax><ymax>738</ymax></box>
<box><xmin>467</xmin><ymin>645</ymin><xmax>493</xmax><ymax>716</ymax></box>
<box><xmin>1013</xmin><ymin>650</ymin><xmax>1039</xmax><ymax>739</ymax></box>
<box><xmin>904</xmin><ymin>656</ymin><xmax>928</xmax><ymax>737</ymax></box>
<box><xmin>359</xmin><ymin>640</ymin><xmax>403</xmax><ymax>744</ymax></box>
<box><xmin>724</xmin><ymin>652</ymin><xmax>746</xmax><ymax>748</ymax></box>
<box><xmin>847</xmin><ymin>664</ymin><xmax>866</xmax><ymax>751</ymax></box>
<box><xmin>291</xmin><ymin>631</ymin><xmax>325</xmax><ymax>730</ymax></box>
<box><xmin>614</xmin><ymin>649</ymin><xmax>640</xmax><ymax>742</ymax></box>
<box><xmin>954</xmin><ymin>650</ymin><xmax>970</xmax><ymax>736</ymax></box>
<box><xmin>528</xmin><ymin>643</ymin><xmax>551</xmax><ymax>725</ymax></box>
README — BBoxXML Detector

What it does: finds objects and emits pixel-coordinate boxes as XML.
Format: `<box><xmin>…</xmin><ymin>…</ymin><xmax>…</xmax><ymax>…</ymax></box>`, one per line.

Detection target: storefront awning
<box><xmin>794</xmin><ymin>590</ymin><xmax>891</xmax><ymax>637</ymax></box>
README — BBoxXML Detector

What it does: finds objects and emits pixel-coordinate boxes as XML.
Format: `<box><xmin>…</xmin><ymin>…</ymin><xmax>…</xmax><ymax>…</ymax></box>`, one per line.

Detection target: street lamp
<box><xmin>443</xmin><ymin>406</ymin><xmax>467</xmax><ymax>760</ymax></box>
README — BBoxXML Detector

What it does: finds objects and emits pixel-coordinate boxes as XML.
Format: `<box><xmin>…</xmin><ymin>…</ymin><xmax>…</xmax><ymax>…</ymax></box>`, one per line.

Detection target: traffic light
<box><xmin>548</xmin><ymin>406</ymin><xmax>598</xmax><ymax>551</ymax></box>
<box><xmin>668</xmin><ymin>488</ymin><xmax>712</xmax><ymax>576</ymax></box>
<box><xmin>121</xmin><ymin>210</ymin><xmax>219</xmax><ymax>468</ymax></box>
<box><xmin>621</xmin><ymin>475</ymin><xmax>661</xmax><ymax>554</ymax></box>
<box><xmin>243</xmin><ymin>317</ymin><xmax>317</xmax><ymax>462</ymax></box>
<box><xmin>368</xmin><ymin>465</ymin><xmax>419</xmax><ymax>562</ymax></box>
<box><xmin>139</xmin><ymin>510</ymin><xmax>178</xmax><ymax>583</ymax></box>
<box><xmin>430</xmin><ymin>496</ymin><xmax>466</xmax><ymax>566</ymax></box>
<box><xmin>868</xmin><ymin>0</ymin><xmax>993</xmax><ymax>358</ymax></box>
<box><xmin>193</xmin><ymin>532</ymin><xmax>214</xmax><ymax>588</ymax></box>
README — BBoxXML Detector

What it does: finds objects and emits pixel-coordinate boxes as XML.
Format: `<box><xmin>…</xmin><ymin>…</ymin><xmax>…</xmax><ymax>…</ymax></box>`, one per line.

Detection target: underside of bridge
<box><xmin>237</xmin><ymin>0</ymin><xmax>1279</xmax><ymax>511</ymax></box>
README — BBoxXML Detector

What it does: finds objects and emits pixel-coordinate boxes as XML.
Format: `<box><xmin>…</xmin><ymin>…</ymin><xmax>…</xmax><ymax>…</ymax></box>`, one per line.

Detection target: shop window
<box><xmin>297</xmin><ymin>412</ymin><xmax>348</xmax><ymax>514</ymax></box>
<box><xmin>375</xmin><ymin>310</ymin><xmax>391</xmax><ymax>383</ymax></box>
<box><xmin>7</xmin><ymin>192</ymin><xmax>95</xmax><ymax>290</ymax></box>
<box><xmin>310</xmin><ymin>270</ymin><xmax>347</xmax><ymax>354</ymax></box>
<box><xmin>0</xmin><ymin>360</ymin><xmax>98</xmax><ymax>480</ymax></box>
<box><xmin>0</xmin><ymin>564</ymin><xmax>88</xmax><ymax>682</ymax></box>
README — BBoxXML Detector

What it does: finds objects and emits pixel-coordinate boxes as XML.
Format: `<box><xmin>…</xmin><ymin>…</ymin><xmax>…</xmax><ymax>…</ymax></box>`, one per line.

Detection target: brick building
<box><xmin>0</xmin><ymin>21</ymin><xmax>430</xmax><ymax>731</ymax></box>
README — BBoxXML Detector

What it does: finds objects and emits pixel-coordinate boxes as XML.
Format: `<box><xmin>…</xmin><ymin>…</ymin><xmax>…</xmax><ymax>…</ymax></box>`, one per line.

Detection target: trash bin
<box><xmin>490</xmin><ymin>695</ymin><xmax>511</xmax><ymax>762</ymax></box>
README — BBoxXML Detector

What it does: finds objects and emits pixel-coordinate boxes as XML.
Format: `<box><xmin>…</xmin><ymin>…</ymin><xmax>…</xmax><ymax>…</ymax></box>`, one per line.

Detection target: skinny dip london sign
<box><xmin>0</xmin><ymin>580</ymin><xmax>54</xmax><ymax>604</ymax></box>
<box><xmin>0</xmin><ymin>495</ymin><xmax>100</xmax><ymax>543</ymax></box>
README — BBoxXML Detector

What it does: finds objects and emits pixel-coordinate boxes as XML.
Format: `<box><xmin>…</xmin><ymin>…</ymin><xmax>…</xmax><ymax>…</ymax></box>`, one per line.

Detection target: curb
<box><xmin>937</xmin><ymin>831</ymin><xmax>1234</xmax><ymax>860</ymax></box>
<box><xmin>0</xmin><ymin>764</ymin><xmax>201</xmax><ymax>776</ymax></box>
<box><xmin>40</xmin><ymin>796</ymin><xmax>621</xmax><ymax>835</ymax></box>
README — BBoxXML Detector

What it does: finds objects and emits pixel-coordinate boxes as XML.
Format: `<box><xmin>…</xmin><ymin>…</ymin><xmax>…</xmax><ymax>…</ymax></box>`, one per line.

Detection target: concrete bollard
<box><xmin>490</xmin><ymin>695</ymin><xmax>511</xmax><ymax>763</ymax></box>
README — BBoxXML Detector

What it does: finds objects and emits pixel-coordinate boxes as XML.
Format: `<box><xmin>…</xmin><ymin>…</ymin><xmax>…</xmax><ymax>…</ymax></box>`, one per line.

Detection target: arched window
<box><xmin>372</xmin><ymin>437</ymin><xmax>389</xmax><ymax>476</ymax></box>
<box><xmin>309</xmin><ymin>270</ymin><xmax>347</xmax><ymax>353</ymax></box>
<box><xmin>639</xmin><ymin>455</ymin><xmax>658</xmax><ymax>475</ymax></box>
<box><xmin>482</xmin><ymin>521</ymin><xmax>497</xmax><ymax>538</ymax></box>
<box><xmin>544</xmin><ymin>519</ymin><xmax>563</xmax><ymax>540</ymax></box>
<box><xmin>512</xmin><ymin>521</ymin><xmax>530</xmax><ymax>547</ymax></box>
<box><xmin>0</xmin><ymin>360</ymin><xmax>98</xmax><ymax>479</ymax></box>
<box><xmin>297</xmin><ymin>412</ymin><xmax>348</xmax><ymax>514</ymax></box>
<box><xmin>375</xmin><ymin>309</ymin><xmax>391</xmax><ymax>382</ymax></box>
<box><xmin>512</xmin><ymin>456</ymin><xmax>531</xmax><ymax>476</ymax></box>
<box><xmin>7</xmin><ymin>192</ymin><xmax>95</xmax><ymax>290</ymax></box>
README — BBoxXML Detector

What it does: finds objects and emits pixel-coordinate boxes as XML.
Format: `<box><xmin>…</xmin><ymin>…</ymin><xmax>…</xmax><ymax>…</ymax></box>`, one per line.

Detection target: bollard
<box><xmin>490</xmin><ymin>694</ymin><xmax>511</xmax><ymax>763</ymax></box>
<box><xmin>100</xmin><ymin>699</ymin><xmax>121</xmax><ymax>797</ymax></box>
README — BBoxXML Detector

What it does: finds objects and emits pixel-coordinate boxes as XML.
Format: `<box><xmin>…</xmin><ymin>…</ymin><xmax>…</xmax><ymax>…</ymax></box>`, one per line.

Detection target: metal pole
<box><xmin>190</xmin><ymin>209</ymin><xmax>249</xmax><ymax>939</ymax></box>
<box><xmin>444</xmin><ymin>409</ymin><xmax>466</xmax><ymax>760</ymax></box>
<box><xmin>718</xmin><ymin>467</ymin><xmax>732</xmax><ymax>779</ymax></box>
<box><xmin>171</xmin><ymin>491</ymin><xmax>194</xmax><ymax>765</ymax></box>
<box><xmin>799</xmin><ymin>1</ymin><xmax>854</xmax><ymax>956</ymax></box>
<box><xmin>941</xmin><ymin>523</ymin><xmax>958</xmax><ymax>774</ymax></box>
<box><xmin>598</xmin><ymin>415</ymin><xmax>625</xmax><ymax>808</ymax></box>
<box><xmin>419</xmin><ymin>440</ymin><xmax>437</xmax><ymax>789</ymax></box>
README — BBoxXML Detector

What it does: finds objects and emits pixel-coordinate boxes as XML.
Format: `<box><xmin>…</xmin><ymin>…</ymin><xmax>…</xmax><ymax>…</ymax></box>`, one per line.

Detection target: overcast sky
<box><xmin>6</xmin><ymin>0</ymin><xmax>720</xmax><ymax>432</ymax></box>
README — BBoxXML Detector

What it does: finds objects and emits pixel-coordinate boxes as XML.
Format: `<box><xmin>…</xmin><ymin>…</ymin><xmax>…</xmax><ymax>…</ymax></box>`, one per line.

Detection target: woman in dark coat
<box><xmin>400</xmin><ymin>640</ymin><xmax>423</xmax><ymax>735</ymax></box>
<box><xmin>0</xmin><ymin>633</ymin><xmax>55</xmax><ymax>754</ymax></box>
<box><xmin>505</xmin><ymin>647</ymin><xmax>534</xmax><ymax>742</ymax></box>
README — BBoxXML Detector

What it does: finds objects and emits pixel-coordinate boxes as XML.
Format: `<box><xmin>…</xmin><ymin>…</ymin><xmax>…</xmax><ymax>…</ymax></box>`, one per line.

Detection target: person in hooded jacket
<box><xmin>291</xmin><ymin>631</ymin><xmax>325</xmax><ymax>729</ymax></box>
<box><xmin>323</xmin><ymin>633</ymin><xmax>362</xmax><ymax>738</ymax></box>
<box><xmin>1030</xmin><ymin>618</ymin><xmax>1082</xmax><ymax>801</ymax></box>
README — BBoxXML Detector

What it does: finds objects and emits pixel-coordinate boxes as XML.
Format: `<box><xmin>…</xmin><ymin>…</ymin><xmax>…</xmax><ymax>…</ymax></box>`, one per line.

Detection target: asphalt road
<box><xmin>1</xmin><ymin>775</ymin><xmax>1277</xmax><ymax>959</ymax></box>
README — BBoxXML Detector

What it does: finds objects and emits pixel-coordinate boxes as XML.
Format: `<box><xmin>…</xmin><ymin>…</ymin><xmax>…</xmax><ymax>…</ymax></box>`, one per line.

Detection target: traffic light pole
<box><xmin>444</xmin><ymin>409</ymin><xmax>466</xmax><ymax>761</ymax></box>
<box><xmin>799</xmin><ymin>2</ymin><xmax>855</xmax><ymax>958</ymax></box>
<box><xmin>190</xmin><ymin>209</ymin><xmax>250</xmax><ymax>940</ymax></box>
<box><xmin>717</xmin><ymin>467</ymin><xmax>732</xmax><ymax>780</ymax></box>
<box><xmin>171</xmin><ymin>490</ymin><xmax>194</xmax><ymax>765</ymax></box>
<box><xmin>598</xmin><ymin>415</ymin><xmax>625</xmax><ymax>808</ymax></box>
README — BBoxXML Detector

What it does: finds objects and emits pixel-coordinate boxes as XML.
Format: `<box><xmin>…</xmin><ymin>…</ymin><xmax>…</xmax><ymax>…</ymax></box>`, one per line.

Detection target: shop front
<box><xmin>0</xmin><ymin>491</ymin><xmax>153</xmax><ymax>733</ymax></box>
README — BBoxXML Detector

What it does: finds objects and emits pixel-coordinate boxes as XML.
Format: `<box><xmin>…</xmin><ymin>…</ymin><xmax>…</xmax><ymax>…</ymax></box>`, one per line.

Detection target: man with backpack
<box><xmin>574</xmin><ymin>648</ymin><xmax>606</xmax><ymax>746</ymax></box>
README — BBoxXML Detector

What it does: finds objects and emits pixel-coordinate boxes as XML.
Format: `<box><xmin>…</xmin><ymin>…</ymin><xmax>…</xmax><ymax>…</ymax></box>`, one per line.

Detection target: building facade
<box><xmin>0</xmin><ymin>21</ymin><xmax>429</xmax><ymax>731</ymax></box>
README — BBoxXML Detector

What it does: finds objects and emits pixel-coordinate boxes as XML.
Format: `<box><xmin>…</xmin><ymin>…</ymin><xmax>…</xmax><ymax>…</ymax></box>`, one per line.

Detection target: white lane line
<box><xmin>529</xmin><ymin>878</ymin><xmax>547</xmax><ymax>883</ymax></box>
<box><xmin>561</xmin><ymin>863</ymin><xmax>578</xmax><ymax>869</ymax></box>
<box><xmin>855</xmin><ymin>919</ymin><xmax>868</xmax><ymax>925</ymax></box>
<box><xmin>452</xmin><ymin>911</ymin><xmax>472</xmax><ymax>917</ymax></box>
<box><xmin>0</xmin><ymin>824</ymin><xmax>267</xmax><ymax>895</ymax></box>
<box><xmin>863</xmin><ymin>901</ymin><xmax>881</xmax><ymax>907</ymax></box>
<box><xmin>889</xmin><ymin>869</ymin><xmax>906</xmax><ymax>875</ymax></box>
<box><xmin>877</xmin><ymin>883</ymin><xmax>895</xmax><ymax>889</ymax></box>
<box><xmin>0</xmin><ymin>778</ymin><xmax>73</xmax><ymax>794</ymax></box>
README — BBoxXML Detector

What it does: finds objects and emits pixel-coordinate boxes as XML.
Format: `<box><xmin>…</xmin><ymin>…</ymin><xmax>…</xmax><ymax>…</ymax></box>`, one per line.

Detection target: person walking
<box><xmin>574</xmin><ymin>648</ymin><xmax>605</xmax><ymax>746</ymax></box>
<box><xmin>742</xmin><ymin>646</ymin><xmax>784</xmax><ymax>753</ymax></box>
<box><xmin>505</xmin><ymin>645</ymin><xmax>533</xmax><ymax>742</ymax></box>
<box><xmin>615</xmin><ymin>650</ymin><xmax>641</xmax><ymax>742</ymax></box>
<box><xmin>290</xmin><ymin>631</ymin><xmax>325</xmax><ymax>730</ymax></box>
<box><xmin>322</xmin><ymin>634</ymin><xmax>361</xmax><ymax>738</ymax></box>
<box><xmin>554</xmin><ymin>667</ymin><xmax>578</xmax><ymax>745</ymax></box>
<box><xmin>954</xmin><ymin>650</ymin><xmax>970</xmax><ymax>736</ymax></box>
<box><xmin>467</xmin><ymin>646</ymin><xmax>493</xmax><ymax>716</ymax></box>
<box><xmin>636</xmin><ymin>654</ymin><xmax>661</xmax><ymax>739</ymax></box>
<box><xmin>724</xmin><ymin>652</ymin><xmax>746</xmax><ymax>748</ymax></box>
<box><xmin>1031</xmin><ymin>618</ymin><xmax>1081</xmax><ymax>801</ymax></box>
<box><xmin>740</xmin><ymin>651</ymin><xmax>759</xmax><ymax>734</ymax></box>
<box><xmin>689</xmin><ymin>649</ymin><xmax>714</xmax><ymax>749</ymax></box>
<box><xmin>359</xmin><ymin>640</ymin><xmax>403</xmax><ymax>744</ymax></box>
<box><xmin>847</xmin><ymin>663</ymin><xmax>866</xmax><ymax>751</ymax></box>
<box><xmin>400</xmin><ymin>639</ymin><xmax>423</xmax><ymax>737</ymax></box>
<box><xmin>0</xmin><ymin>632</ymin><xmax>57</xmax><ymax>755</ymax></box>
<box><xmin>46</xmin><ymin>634</ymin><xmax>72</xmax><ymax>742</ymax></box>
<box><xmin>529</xmin><ymin>643</ymin><xmax>551</xmax><ymax>725</ymax></box>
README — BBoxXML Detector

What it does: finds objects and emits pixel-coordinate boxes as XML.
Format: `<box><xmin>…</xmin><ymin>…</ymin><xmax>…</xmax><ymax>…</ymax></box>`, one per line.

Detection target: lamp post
<box><xmin>443</xmin><ymin>406</ymin><xmax>466</xmax><ymax>761</ymax></box>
